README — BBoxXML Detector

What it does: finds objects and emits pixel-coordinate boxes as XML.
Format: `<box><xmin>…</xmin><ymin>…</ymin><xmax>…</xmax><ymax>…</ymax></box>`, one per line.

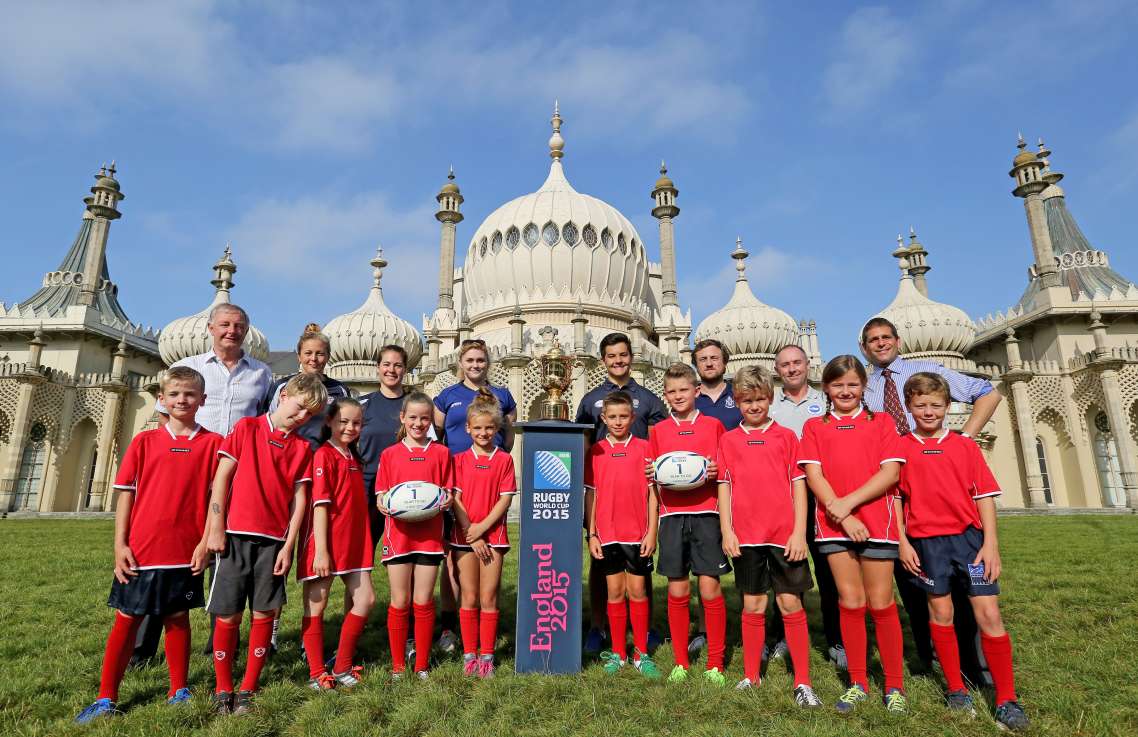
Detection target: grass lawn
<box><xmin>1</xmin><ymin>515</ymin><xmax>1135</xmax><ymax>737</ymax></box>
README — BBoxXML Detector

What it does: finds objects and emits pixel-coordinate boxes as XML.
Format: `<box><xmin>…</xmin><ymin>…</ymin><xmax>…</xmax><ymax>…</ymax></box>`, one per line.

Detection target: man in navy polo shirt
<box><xmin>692</xmin><ymin>338</ymin><xmax>742</xmax><ymax>429</ymax></box>
<box><xmin>574</xmin><ymin>332</ymin><xmax>667</xmax><ymax>654</ymax></box>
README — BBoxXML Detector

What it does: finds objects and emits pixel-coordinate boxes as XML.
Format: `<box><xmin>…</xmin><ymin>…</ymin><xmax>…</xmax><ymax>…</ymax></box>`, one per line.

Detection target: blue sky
<box><xmin>2</xmin><ymin>0</ymin><xmax>1137</xmax><ymax>358</ymax></box>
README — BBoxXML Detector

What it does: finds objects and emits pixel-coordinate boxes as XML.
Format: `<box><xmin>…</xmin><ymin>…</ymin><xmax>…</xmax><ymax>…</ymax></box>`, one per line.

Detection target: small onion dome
<box><xmin>324</xmin><ymin>246</ymin><xmax>423</xmax><ymax>367</ymax></box>
<box><xmin>1012</xmin><ymin>135</ymin><xmax>1037</xmax><ymax>167</ymax></box>
<box><xmin>157</xmin><ymin>245</ymin><xmax>270</xmax><ymax>365</ymax></box>
<box><xmin>693</xmin><ymin>238</ymin><xmax>799</xmax><ymax>356</ymax></box>
<box><xmin>94</xmin><ymin>161</ymin><xmax>121</xmax><ymax>191</ymax></box>
<box><xmin>875</xmin><ymin>272</ymin><xmax>975</xmax><ymax>355</ymax></box>
<box><xmin>439</xmin><ymin>166</ymin><xmax>460</xmax><ymax>194</ymax></box>
<box><xmin>654</xmin><ymin>161</ymin><xmax>675</xmax><ymax>189</ymax></box>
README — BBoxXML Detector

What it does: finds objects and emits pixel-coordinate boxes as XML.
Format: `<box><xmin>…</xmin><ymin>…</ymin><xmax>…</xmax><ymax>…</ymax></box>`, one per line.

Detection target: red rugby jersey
<box><xmin>585</xmin><ymin>436</ymin><xmax>654</xmax><ymax>545</ymax></box>
<box><xmin>799</xmin><ymin>409</ymin><xmax>905</xmax><ymax>544</ymax></box>
<box><xmin>451</xmin><ymin>447</ymin><xmax>517</xmax><ymax>548</ymax></box>
<box><xmin>649</xmin><ymin>412</ymin><xmax>724</xmax><ymax>516</ymax></box>
<box><xmin>218</xmin><ymin>415</ymin><xmax>314</xmax><ymax>541</ymax></box>
<box><xmin>375</xmin><ymin>440</ymin><xmax>453</xmax><ymax>560</ymax></box>
<box><xmin>898</xmin><ymin>431</ymin><xmax>1001</xmax><ymax>538</ymax></box>
<box><xmin>298</xmin><ymin>443</ymin><xmax>373</xmax><ymax>580</ymax></box>
<box><xmin>113</xmin><ymin>425</ymin><xmax>222</xmax><ymax>569</ymax></box>
<box><xmin>717</xmin><ymin>420</ymin><xmax>805</xmax><ymax>547</ymax></box>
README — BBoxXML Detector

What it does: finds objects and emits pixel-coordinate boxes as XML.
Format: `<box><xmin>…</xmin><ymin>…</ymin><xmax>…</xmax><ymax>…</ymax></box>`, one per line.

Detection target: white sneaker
<box><xmin>416</xmin><ymin>670</ymin><xmax>430</xmax><ymax>681</ymax></box>
<box><xmin>735</xmin><ymin>677</ymin><xmax>757</xmax><ymax>690</ymax></box>
<box><xmin>794</xmin><ymin>684</ymin><xmax>823</xmax><ymax>708</ymax></box>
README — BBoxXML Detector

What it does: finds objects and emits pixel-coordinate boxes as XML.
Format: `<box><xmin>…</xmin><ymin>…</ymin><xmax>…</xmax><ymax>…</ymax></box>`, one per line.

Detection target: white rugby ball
<box><xmin>653</xmin><ymin>451</ymin><xmax>710</xmax><ymax>491</ymax></box>
<box><xmin>382</xmin><ymin>480</ymin><xmax>445</xmax><ymax>522</ymax></box>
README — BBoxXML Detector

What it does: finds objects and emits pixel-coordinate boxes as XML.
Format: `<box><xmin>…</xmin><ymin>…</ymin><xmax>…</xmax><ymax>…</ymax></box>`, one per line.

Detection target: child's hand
<box><xmin>721</xmin><ymin>529</ymin><xmax>741</xmax><ymax>559</ymax></box>
<box><xmin>974</xmin><ymin>542</ymin><xmax>1001</xmax><ymax>582</ymax></box>
<box><xmin>840</xmin><ymin>515</ymin><xmax>869</xmax><ymax>542</ymax></box>
<box><xmin>113</xmin><ymin>545</ymin><xmax>139</xmax><ymax>584</ymax></box>
<box><xmin>206</xmin><ymin>528</ymin><xmax>227</xmax><ymax>554</ymax></box>
<box><xmin>784</xmin><ymin>531</ymin><xmax>808</xmax><ymax>562</ymax></box>
<box><xmin>827</xmin><ymin>496</ymin><xmax>854</xmax><ymax>523</ymax></box>
<box><xmin>643</xmin><ymin>462</ymin><xmax>655</xmax><ymax>480</ymax></box>
<box><xmin>899</xmin><ymin>538</ymin><xmax>922</xmax><ymax>577</ymax></box>
<box><xmin>471</xmin><ymin>538</ymin><xmax>492</xmax><ymax>563</ymax></box>
<box><xmin>273</xmin><ymin>547</ymin><xmax>293</xmax><ymax>577</ymax></box>
<box><xmin>313</xmin><ymin>551</ymin><xmax>331</xmax><ymax>578</ymax></box>
<box><xmin>465</xmin><ymin>522</ymin><xmax>486</xmax><ymax>544</ymax></box>
<box><xmin>588</xmin><ymin>535</ymin><xmax>604</xmax><ymax>560</ymax></box>
<box><xmin>639</xmin><ymin>532</ymin><xmax>657</xmax><ymax>558</ymax></box>
<box><xmin>376</xmin><ymin>496</ymin><xmax>391</xmax><ymax>516</ymax></box>
<box><xmin>190</xmin><ymin>540</ymin><xmax>210</xmax><ymax>574</ymax></box>
<box><xmin>705</xmin><ymin>460</ymin><xmax>718</xmax><ymax>480</ymax></box>
<box><xmin>440</xmin><ymin>489</ymin><xmax>455</xmax><ymax>512</ymax></box>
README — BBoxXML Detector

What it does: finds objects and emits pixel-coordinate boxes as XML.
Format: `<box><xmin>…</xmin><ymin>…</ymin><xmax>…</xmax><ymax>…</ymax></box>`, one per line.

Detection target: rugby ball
<box><xmin>653</xmin><ymin>451</ymin><xmax>710</xmax><ymax>491</ymax></box>
<box><xmin>382</xmin><ymin>480</ymin><xmax>445</xmax><ymax>522</ymax></box>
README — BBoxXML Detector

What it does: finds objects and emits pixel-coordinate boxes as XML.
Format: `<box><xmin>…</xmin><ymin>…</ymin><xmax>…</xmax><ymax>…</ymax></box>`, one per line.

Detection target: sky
<box><xmin>2</xmin><ymin>0</ymin><xmax>1137</xmax><ymax>359</ymax></box>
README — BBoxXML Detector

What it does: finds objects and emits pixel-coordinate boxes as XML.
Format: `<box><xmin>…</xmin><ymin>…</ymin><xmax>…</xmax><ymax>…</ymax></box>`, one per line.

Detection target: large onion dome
<box><xmin>694</xmin><ymin>239</ymin><xmax>799</xmax><ymax>369</ymax></box>
<box><xmin>324</xmin><ymin>247</ymin><xmax>423</xmax><ymax>375</ymax></box>
<box><xmin>158</xmin><ymin>245</ymin><xmax>269</xmax><ymax>365</ymax></box>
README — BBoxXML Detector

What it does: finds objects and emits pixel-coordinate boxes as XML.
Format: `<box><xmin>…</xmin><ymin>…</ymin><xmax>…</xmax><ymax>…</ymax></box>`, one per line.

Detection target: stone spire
<box><xmin>549</xmin><ymin>100</ymin><xmax>565</xmax><ymax>160</ymax></box>
<box><xmin>1010</xmin><ymin>133</ymin><xmax>1060</xmax><ymax>288</ymax></box>
<box><xmin>434</xmin><ymin>166</ymin><xmax>464</xmax><ymax>315</ymax></box>
<box><xmin>651</xmin><ymin>161</ymin><xmax>680</xmax><ymax>309</ymax></box>
<box><xmin>905</xmin><ymin>227</ymin><xmax>930</xmax><ymax>296</ymax></box>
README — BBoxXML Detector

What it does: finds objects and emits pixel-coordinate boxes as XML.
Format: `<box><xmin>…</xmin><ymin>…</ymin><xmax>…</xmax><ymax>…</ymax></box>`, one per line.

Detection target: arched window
<box><xmin>1092</xmin><ymin>412</ymin><xmax>1125</xmax><ymax>507</ymax></box>
<box><xmin>1034</xmin><ymin>437</ymin><xmax>1053</xmax><ymax>505</ymax></box>
<box><xmin>12</xmin><ymin>422</ymin><xmax>48</xmax><ymax>512</ymax></box>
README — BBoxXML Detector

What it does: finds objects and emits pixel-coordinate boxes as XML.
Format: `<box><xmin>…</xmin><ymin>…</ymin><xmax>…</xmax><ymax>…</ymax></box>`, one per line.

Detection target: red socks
<box><xmin>628</xmin><ymin>598</ymin><xmax>649</xmax><ymax>656</ymax></box>
<box><xmin>741</xmin><ymin>612</ymin><xmax>765</xmax><ymax>683</ymax></box>
<box><xmin>930</xmin><ymin>621</ymin><xmax>965</xmax><ymax>692</ymax></box>
<box><xmin>459</xmin><ymin>607</ymin><xmax>479</xmax><ymax>656</ymax></box>
<box><xmin>839</xmin><ymin>604</ymin><xmax>869</xmax><ymax>690</ymax></box>
<box><xmin>301</xmin><ymin>615</ymin><xmax>325</xmax><ymax>678</ymax></box>
<box><xmin>239</xmin><ymin>616</ymin><xmax>274</xmax><ymax>692</ymax></box>
<box><xmin>97</xmin><ymin>612</ymin><xmax>141</xmax><ymax>701</ymax></box>
<box><xmin>981</xmin><ymin>632</ymin><xmax>1018</xmax><ymax>704</ymax></box>
<box><xmin>783</xmin><ymin>609</ymin><xmax>812</xmax><ymax>687</ymax></box>
<box><xmin>703</xmin><ymin>595</ymin><xmax>726</xmax><ymax>671</ymax></box>
<box><xmin>667</xmin><ymin>594</ymin><xmax>691</xmax><ymax>668</ymax></box>
<box><xmin>479</xmin><ymin>609</ymin><xmax>499</xmax><ymax>657</ymax></box>
<box><xmin>607</xmin><ymin>601</ymin><xmax>629</xmax><ymax>660</ymax></box>
<box><xmin>413</xmin><ymin>602</ymin><xmax>435</xmax><ymax>673</ymax></box>
<box><xmin>334</xmin><ymin>612</ymin><xmax>368</xmax><ymax>674</ymax></box>
<box><xmin>163</xmin><ymin>614</ymin><xmax>191</xmax><ymax>696</ymax></box>
<box><xmin>212</xmin><ymin>618</ymin><xmax>240</xmax><ymax>693</ymax></box>
<box><xmin>870</xmin><ymin>602</ymin><xmax>905</xmax><ymax>692</ymax></box>
<box><xmin>387</xmin><ymin>605</ymin><xmax>409</xmax><ymax>673</ymax></box>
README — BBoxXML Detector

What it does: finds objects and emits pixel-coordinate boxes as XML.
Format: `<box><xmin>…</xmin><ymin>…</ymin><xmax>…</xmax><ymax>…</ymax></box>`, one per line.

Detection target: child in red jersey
<box><xmin>203</xmin><ymin>372</ymin><xmax>326</xmax><ymax>715</ymax></box>
<box><xmin>451</xmin><ymin>388</ymin><xmax>517</xmax><ymax>678</ymax></box>
<box><xmin>298</xmin><ymin>398</ymin><xmax>376</xmax><ymax>691</ymax></box>
<box><xmin>375</xmin><ymin>391</ymin><xmax>454</xmax><ymax>679</ymax></box>
<box><xmin>586</xmin><ymin>391</ymin><xmax>660</xmax><ymax>679</ymax></box>
<box><xmin>75</xmin><ymin>368</ymin><xmax>222</xmax><ymax>724</ymax></box>
<box><xmin>649</xmin><ymin>363</ymin><xmax>728</xmax><ymax>685</ymax></box>
<box><xmin>897</xmin><ymin>373</ymin><xmax>1028</xmax><ymax>731</ymax></box>
<box><xmin>800</xmin><ymin>355</ymin><xmax>908</xmax><ymax>715</ymax></box>
<box><xmin>716</xmin><ymin>367</ymin><xmax>820</xmax><ymax>706</ymax></box>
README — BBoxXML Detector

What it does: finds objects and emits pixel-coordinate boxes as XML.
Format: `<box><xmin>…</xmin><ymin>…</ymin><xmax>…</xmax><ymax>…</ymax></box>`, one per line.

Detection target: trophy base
<box><xmin>540</xmin><ymin>399</ymin><xmax>570</xmax><ymax>421</ymax></box>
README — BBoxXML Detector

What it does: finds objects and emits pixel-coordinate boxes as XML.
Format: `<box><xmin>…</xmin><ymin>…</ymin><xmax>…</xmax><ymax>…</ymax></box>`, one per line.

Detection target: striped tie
<box><xmin>881</xmin><ymin>369</ymin><xmax>910</xmax><ymax>436</ymax></box>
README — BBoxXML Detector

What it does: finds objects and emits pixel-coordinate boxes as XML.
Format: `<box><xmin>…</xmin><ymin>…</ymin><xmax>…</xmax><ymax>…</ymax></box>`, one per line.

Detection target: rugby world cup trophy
<box><xmin>514</xmin><ymin>338</ymin><xmax>592</xmax><ymax>673</ymax></box>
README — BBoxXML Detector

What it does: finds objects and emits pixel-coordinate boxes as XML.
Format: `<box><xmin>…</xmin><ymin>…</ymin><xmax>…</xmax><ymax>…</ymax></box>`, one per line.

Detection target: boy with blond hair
<box><xmin>204</xmin><ymin>372</ymin><xmax>327</xmax><ymax>715</ymax></box>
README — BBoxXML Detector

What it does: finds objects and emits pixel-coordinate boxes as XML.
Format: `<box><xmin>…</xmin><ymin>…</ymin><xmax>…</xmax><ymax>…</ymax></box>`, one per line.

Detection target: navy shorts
<box><xmin>734</xmin><ymin>546</ymin><xmax>813</xmax><ymax>596</ymax></box>
<box><xmin>206</xmin><ymin>534</ymin><xmax>287</xmax><ymax>616</ymax></box>
<box><xmin>905</xmin><ymin>526</ymin><xmax>1000</xmax><ymax>596</ymax></box>
<box><xmin>598</xmin><ymin>542</ymin><xmax>654</xmax><ymax>577</ymax></box>
<box><xmin>657</xmin><ymin>514</ymin><xmax>730</xmax><ymax>578</ymax></box>
<box><xmin>108</xmin><ymin>568</ymin><xmax>204</xmax><ymax>616</ymax></box>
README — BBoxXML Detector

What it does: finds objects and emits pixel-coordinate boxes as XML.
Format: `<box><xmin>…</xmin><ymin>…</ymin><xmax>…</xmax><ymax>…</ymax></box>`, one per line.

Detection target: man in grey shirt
<box><xmin>769</xmin><ymin>345</ymin><xmax>845</xmax><ymax>669</ymax></box>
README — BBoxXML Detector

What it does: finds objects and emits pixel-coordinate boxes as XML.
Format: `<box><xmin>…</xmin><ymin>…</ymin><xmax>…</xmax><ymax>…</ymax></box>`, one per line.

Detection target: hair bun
<box><xmin>304</xmin><ymin>322</ymin><xmax>322</xmax><ymax>334</ymax></box>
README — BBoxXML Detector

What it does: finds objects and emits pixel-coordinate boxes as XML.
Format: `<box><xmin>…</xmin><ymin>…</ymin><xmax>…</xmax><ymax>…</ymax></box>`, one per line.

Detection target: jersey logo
<box><xmin>476</xmin><ymin>464</ymin><xmax>491</xmax><ymax>470</ymax></box>
<box><xmin>678</xmin><ymin>430</ymin><xmax>695</xmax><ymax>436</ymax></box>
<box><xmin>169</xmin><ymin>447</ymin><xmax>191</xmax><ymax>453</ymax></box>
<box><xmin>808</xmin><ymin>404</ymin><xmax>822</xmax><ymax>414</ymax></box>
<box><xmin>922</xmin><ymin>449</ymin><xmax>944</xmax><ymax>455</ymax></box>
<box><xmin>315</xmin><ymin>468</ymin><xmax>324</xmax><ymax>476</ymax></box>
<box><xmin>594</xmin><ymin>399</ymin><xmax>604</xmax><ymax>408</ymax></box>
<box><xmin>447</xmin><ymin>401</ymin><xmax>464</xmax><ymax>410</ymax></box>
<box><xmin>967</xmin><ymin>563</ymin><xmax>989</xmax><ymax>586</ymax></box>
<box><xmin>746</xmin><ymin>440</ymin><xmax>765</xmax><ymax>446</ymax></box>
<box><xmin>409</xmin><ymin>457</ymin><xmax>426</xmax><ymax>462</ymax></box>
<box><xmin>632</xmin><ymin>399</ymin><xmax>640</xmax><ymax>408</ymax></box>
<box><xmin>836</xmin><ymin>424</ymin><xmax>855</xmax><ymax>430</ymax></box>
<box><xmin>725</xmin><ymin>397</ymin><xmax>736</xmax><ymax>408</ymax></box>
<box><xmin>612</xmin><ymin>452</ymin><xmax>627</xmax><ymax>458</ymax></box>
<box><xmin>268</xmin><ymin>439</ymin><xmax>285</xmax><ymax>449</ymax></box>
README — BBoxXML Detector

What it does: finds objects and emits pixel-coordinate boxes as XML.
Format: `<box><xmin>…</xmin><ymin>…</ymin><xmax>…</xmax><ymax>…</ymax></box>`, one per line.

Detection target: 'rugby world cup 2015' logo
<box><xmin>533</xmin><ymin>450</ymin><xmax>571</xmax><ymax>490</ymax></box>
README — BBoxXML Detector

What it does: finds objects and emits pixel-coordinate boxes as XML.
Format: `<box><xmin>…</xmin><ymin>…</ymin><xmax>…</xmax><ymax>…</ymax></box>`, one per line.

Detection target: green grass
<box><xmin>1</xmin><ymin>516</ymin><xmax>1135</xmax><ymax>737</ymax></box>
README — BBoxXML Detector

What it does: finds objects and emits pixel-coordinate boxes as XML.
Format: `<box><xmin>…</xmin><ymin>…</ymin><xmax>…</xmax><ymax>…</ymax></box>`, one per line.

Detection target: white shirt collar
<box><xmin>164</xmin><ymin>423</ymin><xmax>201</xmax><ymax>441</ymax></box>
<box><xmin>911</xmin><ymin>428</ymin><xmax>950</xmax><ymax>445</ymax></box>
<box><xmin>739</xmin><ymin>418</ymin><xmax>774</xmax><ymax>434</ymax></box>
<box><xmin>604</xmin><ymin>436</ymin><xmax>632</xmax><ymax>448</ymax></box>
<box><xmin>669</xmin><ymin>410</ymin><xmax>700</xmax><ymax>425</ymax></box>
<box><xmin>469</xmin><ymin>446</ymin><xmax>497</xmax><ymax>460</ymax></box>
<box><xmin>829</xmin><ymin>406</ymin><xmax>864</xmax><ymax>421</ymax></box>
<box><xmin>402</xmin><ymin>437</ymin><xmax>432</xmax><ymax>451</ymax></box>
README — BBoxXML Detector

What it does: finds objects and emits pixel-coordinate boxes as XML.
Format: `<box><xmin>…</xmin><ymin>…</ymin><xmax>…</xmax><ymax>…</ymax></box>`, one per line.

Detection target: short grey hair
<box><xmin>208</xmin><ymin>303</ymin><xmax>249</xmax><ymax>325</ymax></box>
<box><xmin>774</xmin><ymin>344</ymin><xmax>808</xmax><ymax>362</ymax></box>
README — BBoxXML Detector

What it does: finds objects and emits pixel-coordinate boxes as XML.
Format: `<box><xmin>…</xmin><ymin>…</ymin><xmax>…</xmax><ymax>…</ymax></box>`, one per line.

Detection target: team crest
<box><xmin>725</xmin><ymin>397</ymin><xmax>736</xmax><ymax>408</ymax></box>
<box><xmin>254</xmin><ymin>647</ymin><xmax>266</xmax><ymax>658</ymax></box>
<box><xmin>316</xmin><ymin>468</ymin><xmax>324</xmax><ymax>476</ymax></box>
<box><xmin>808</xmin><ymin>404</ymin><xmax>822</xmax><ymax>415</ymax></box>
<box><xmin>214</xmin><ymin>651</ymin><xmax>226</xmax><ymax>661</ymax></box>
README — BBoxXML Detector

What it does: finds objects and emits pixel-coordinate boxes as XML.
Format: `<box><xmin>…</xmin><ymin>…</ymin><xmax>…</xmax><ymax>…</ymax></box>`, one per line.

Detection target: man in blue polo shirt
<box><xmin>692</xmin><ymin>338</ymin><xmax>742</xmax><ymax>429</ymax></box>
<box><xmin>574</xmin><ymin>332</ymin><xmax>667</xmax><ymax>654</ymax></box>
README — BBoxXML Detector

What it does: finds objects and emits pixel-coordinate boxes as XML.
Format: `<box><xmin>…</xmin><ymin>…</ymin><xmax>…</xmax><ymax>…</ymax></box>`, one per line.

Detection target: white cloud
<box><xmin>821</xmin><ymin>6</ymin><xmax>915</xmax><ymax>116</ymax></box>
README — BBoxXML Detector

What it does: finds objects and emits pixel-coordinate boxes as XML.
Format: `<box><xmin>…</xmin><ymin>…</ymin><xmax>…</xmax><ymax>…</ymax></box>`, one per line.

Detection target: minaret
<box><xmin>210</xmin><ymin>244</ymin><xmax>237</xmax><ymax>305</ymax></box>
<box><xmin>434</xmin><ymin>166</ymin><xmax>463</xmax><ymax>315</ymax></box>
<box><xmin>1009</xmin><ymin>134</ymin><xmax>1059</xmax><ymax>288</ymax></box>
<box><xmin>77</xmin><ymin>162</ymin><xmax>125</xmax><ymax>307</ymax></box>
<box><xmin>904</xmin><ymin>227</ymin><xmax>930</xmax><ymax>297</ymax></box>
<box><xmin>651</xmin><ymin>161</ymin><xmax>680</xmax><ymax>309</ymax></box>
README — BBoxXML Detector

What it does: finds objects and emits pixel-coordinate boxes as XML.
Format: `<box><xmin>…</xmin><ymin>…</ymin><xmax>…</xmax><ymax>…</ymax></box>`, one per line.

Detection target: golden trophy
<box><xmin>538</xmin><ymin>336</ymin><xmax>575</xmax><ymax>421</ymax></box>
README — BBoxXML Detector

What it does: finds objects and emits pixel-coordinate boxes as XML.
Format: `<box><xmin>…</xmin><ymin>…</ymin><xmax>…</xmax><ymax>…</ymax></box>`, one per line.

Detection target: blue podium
<box><xmin>513</xmin><ymin>420</ymin><xmax>592</xmax><ymax>674</ymax></box>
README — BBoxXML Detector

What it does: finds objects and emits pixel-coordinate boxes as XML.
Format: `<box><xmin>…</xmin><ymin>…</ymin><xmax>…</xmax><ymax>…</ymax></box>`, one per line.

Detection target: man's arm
<box><xmin>962</xmin><ymin>391</ymin><xmax>1001</xmax><ymax>438</ymax></box>
<box><xmin>933</xmin><ymin>363</ymin><xmax>1001</xmax><ymax>437</ymax></box>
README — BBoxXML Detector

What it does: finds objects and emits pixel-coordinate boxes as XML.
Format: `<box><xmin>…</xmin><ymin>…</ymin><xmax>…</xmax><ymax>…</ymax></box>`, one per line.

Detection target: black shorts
<box><xmin>206</xmin><ymin>534</ymin><xmax>287</xmax><ymax>616</ymax></box>
<box><xmin>657</xmin><ymin>514</ymin><xmax>730</xmax><ymax>578</ymax></box>
<box><xmin>816</xmin><ymin>540</ymin><xmax>899</xmax><ymax>560</ymax></box>
<box><xmin>733</xmin><ymin>546</ymin><xmax>814</xmax><ymax>596</ymax></box>
<box><xmin>383</xmin><ymin>552</ymin><xmax>444</xmax><ymax>567</ymax></box>
<box><xmin>598</xmin><ymin>543</ymin><xmax>654</xmax><ymax>577</ymax></box>
<box><xmin>107</xmin><ymin>567</ymin><xmax>204</xmax><ymax>617</ymax></box>
<box><xmin>904</xmin><ymin>527</ymin><xmax>1000</xmax><ymax>596</ymax></box>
